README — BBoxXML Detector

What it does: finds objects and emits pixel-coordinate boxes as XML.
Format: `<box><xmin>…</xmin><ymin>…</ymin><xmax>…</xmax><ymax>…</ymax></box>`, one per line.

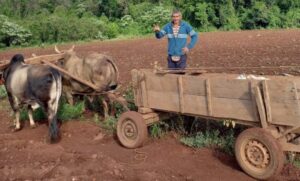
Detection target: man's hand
<box><xmin>182</xmin><ymin>47</ymin><xmax>189</xmax><ymax>54</ymax></box>
<box><xmin>153</xmin><ymin>24</ymin><xmax>160</xmax><ymax>32</ymax></box>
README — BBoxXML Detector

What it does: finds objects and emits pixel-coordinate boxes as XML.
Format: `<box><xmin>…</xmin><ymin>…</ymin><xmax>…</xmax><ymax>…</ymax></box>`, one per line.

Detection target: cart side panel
<box><xmin>143</xmin><ymin>70</ymin><xmax>258</xmax><ymax>122</ymax></box>
<box><xmin>266</xmin><ymin>80</ymin><xmax>300</xmax><ymax>126</ymax></box>
<box><xmin>145</xmin><ymin>71</ymin><xmax>180</xmax><ymax>112</ymax></box>
<box><xmin>181</xmin><ymin>77</ymin><xmax>257</xmax><ymax>121</ymax></box>
<box><xmin>211</xmin><ymin>98</ymin><xmax>257</xmax><ymax>121</ymax></box>
<box><xmin>209</xmin><ymin>79</ymin><xmax>257</xmax><ymax>121</ymax></box>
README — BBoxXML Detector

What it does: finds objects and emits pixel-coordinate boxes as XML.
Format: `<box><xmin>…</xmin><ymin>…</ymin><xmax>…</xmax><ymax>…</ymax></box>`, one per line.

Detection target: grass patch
<box><xmin>101</xmin><ymin>116</ymin><xmax>118</xmax><ymax>132</ymax></box>
<box><xmin>181</xmin><ymin>129</ymin><xmax>235</xmax><ymax>155</ymax></box>
<box><xmin>292</xmin><ymin>159</ymin><xmax>300</xmax><ymax>168</ymax></box>
<box><xmin>149</xmin><ymin>122</ymin><xmax>167</xmax><ymax>138</ymax></box>
<box><xmin>57</xmin><ymin>101</ymin><xmax>85</xmax><ymax>121</ymax></box>
<box><xmin>19</xmin><ymin>100</ymin><xmax>85</xmax><ymax>122</ymax></box>
<box><xmin>0</xmin><ymin>85</ymin><xmax>7</xmax><ymax>98</ymax></box>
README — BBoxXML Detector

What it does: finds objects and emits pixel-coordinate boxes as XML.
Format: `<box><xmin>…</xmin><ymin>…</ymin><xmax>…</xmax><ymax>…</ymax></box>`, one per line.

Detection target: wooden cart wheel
<box><xmin>235</xmin><ymin>128</ymin><xmax>285</xmax><ymax>180</ymax></box>
<box><xmin>117</xmin><ymin>111</ymin><xmax>148</xmax><ymax>148</ymax></box>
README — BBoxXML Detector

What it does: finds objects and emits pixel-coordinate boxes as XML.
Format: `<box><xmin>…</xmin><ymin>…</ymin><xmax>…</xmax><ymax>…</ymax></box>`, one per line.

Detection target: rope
<box><xmin>119</xmin><ymin>149</ymin><xmax>148</xmax><ymax>166</ymax></box>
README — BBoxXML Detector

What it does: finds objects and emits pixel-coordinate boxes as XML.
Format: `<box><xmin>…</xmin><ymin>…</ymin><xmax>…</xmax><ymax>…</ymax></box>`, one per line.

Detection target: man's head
<box><xmin>171</xmin><ymin>9</ymin><xmax>182</xmax><ymax>25</ymax></box>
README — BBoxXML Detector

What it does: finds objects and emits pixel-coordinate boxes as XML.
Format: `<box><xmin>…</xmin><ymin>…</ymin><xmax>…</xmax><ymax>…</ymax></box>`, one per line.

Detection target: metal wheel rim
<box><xmin>121</xmin><ymin>119</ymin><xmax>138</xmax><ymax>141</ymax></box>
<box><xmin>243</xmin><ymin>139</ymin><xmax>271</xmax><ymax>172</ymax></box>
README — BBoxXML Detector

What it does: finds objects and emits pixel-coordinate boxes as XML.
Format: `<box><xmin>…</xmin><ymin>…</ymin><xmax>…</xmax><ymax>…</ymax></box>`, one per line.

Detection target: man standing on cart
<box><xmin>154</xmin><ymin>9</ymin><xmax>198</xmax><ymax>69</ymax></box>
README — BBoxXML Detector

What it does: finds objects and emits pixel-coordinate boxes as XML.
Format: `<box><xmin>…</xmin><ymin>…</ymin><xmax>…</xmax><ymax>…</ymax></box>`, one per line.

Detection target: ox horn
<box><xmin>70</xmin><ymin>45</ymin><xmax>75</xmax><ymax>51</ymax></box>
<box><xmin>54</xmin><ymin>45</ymin><xmax>62</xmax><ymax>54</ymax></box>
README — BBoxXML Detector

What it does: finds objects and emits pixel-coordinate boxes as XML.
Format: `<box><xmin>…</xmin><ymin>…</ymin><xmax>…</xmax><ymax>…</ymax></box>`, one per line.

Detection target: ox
<box><xmin>55</xmin><ymin>46</ymin><xmax>128</xmax><ymax>118</ymax></box>
<box><xmin>3</xmin><ymin>54</ymin><xmax>62</xmax><ymax>142</ymax></box>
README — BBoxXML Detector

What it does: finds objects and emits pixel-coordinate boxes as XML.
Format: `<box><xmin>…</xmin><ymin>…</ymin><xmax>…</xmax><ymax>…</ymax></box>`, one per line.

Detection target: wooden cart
<box><xmin>117</xmin><ymin>68</ymin><xmax>300</xmax><ymax>180</ymax></box>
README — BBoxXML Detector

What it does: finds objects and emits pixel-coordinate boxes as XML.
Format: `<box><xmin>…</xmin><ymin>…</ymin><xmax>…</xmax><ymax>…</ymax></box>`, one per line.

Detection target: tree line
<box><xmin>0</xmin><ymin>0</ymin><xmax>299</xmax><ymax>47</ymax></box>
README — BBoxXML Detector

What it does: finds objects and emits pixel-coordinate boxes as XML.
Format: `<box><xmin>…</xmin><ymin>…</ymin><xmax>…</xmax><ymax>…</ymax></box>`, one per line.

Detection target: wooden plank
<box><xmin>141</xmin><ymin>80</ymin><xmax>148</xmax><ymax>107</ymax></box>
<box><xmin>155</xmin><ymin>69</ymin><xmax>207</xmax><ymax>75</ymax></box>
<box><xmin>253</xmin><ymin>86</ymin><xmax>268</xmax><ymax>128</ymax></box>
<box><xmin>268</xmin><ymin>100</ymin><xmax>300</xmax><ymax>126</ymax></box>
<box><xmin>211</xmin><ymin>79</ymin><xmax>252</xmax><ymax>100</ymax></box>
<box><xmin>206</xmin><ymin>79</ymin><xmax>213</xmax><ymax>116</ymax></box>
<box><xmin>250</xmin><ymin>81</ymin><xmax>260</xmax><ymax>123</ymax></box>
<box><xmin>178</xmin><ymin>76</ymin><xmax>184</xmax><ymax>113</ymax></box>
<box><xmin>142</xmin><ymin>112</ymin><xmax>159</xmax><ymax>120</ymax></box>
<box><xmin>267</xmin><ymin>80</ymin><xmax>298</xmax><ymax>101</ymax></box>
<box><xmin>42</xmin><ymin>60</ymin><xmax>99</xmax><ymax>90</ymax></box>
<box><xmin>182</xmin><ymin>95</ymin><xmax>208</xmax><ymax>115</ymax></box>
<box><xmin>147</xmin><ymin>91</ymin><xmax>179</xmax><ymax>112</ymax></box>
<box><xmin>212</xmin><ymin>97</ymin><xmax>257</xmax><ymax>122</ymax></box>
<box><xmin>131</xmin><ymin>69</ymin><xmax>142</xmax><ymax>106</ymax></box>
<box><xmin>138</xmin><ymin>107</ymin><xmax>154</xmax><ymax>114</ymax></box>
<box><xmin>182</xmin><ymin>76</ymin><xmax>206</xmax><ymax>96</ymax></box>
<box><xmin>262</xmin><ymin>81</ymin><xmax>272</xmax><ymax>123</ymax></box>
<box><xmin>145</xmin><ymin>71</ymin><xmax>178</xmax><ymax>92</ymax></box>
<box><xmin>0</xmin><ymin>53</ymin><xmax>64</xmax><ymax>70</ymax></box>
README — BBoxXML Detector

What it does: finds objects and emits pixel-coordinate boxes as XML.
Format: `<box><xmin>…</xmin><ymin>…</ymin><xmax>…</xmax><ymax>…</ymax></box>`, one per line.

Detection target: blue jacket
<box><xmin>155</xmin><ymin>21</ymin><xmax>198</xmax><ymax>56</ymax></box>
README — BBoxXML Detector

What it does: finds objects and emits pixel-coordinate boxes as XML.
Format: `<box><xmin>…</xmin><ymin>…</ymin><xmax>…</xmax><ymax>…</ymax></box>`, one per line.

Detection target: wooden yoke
<box><xmin>0</xmin><ymin>53</ymin><xmax>65</xmax><ymax>70</ymax></box>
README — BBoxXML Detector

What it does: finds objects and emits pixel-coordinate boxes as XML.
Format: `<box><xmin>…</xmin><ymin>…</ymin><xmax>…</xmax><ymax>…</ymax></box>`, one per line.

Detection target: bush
<box><xmin>0</xmin><ymin>15</ymin><xmax>32</xmax><ymax>46</ymax></box>
<box><xmin>139</xmin><ymin>6</ymin><xmax>172</xmax><ymax>33</ymax></box>
<box><xmin>284</xmin><ymin>8</ymin><xmax>300</xmax><ymax>28</ymax></box>
<box><xmin>218</xmin><ymin>1</ymin><xmax>241</xmax><ymax>30</ymax></box>
<box><xmin>25</xmin><ymin>13</ymin><xmax>107</xmax><ymax>44</ymax></box>
<box><xmin>104</xmin><ymin>22</ymin><xmax>120</xmax><ymax>39</ymax></box>
<box><xmin>241</xmin><ymin>1</ymin><xmax>270</xmax><ymax>29</ymax></box>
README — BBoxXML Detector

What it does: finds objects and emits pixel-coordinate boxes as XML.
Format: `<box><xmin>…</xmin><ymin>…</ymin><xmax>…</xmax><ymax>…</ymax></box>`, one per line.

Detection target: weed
<box><xmin>181</xmin><ymin>129</ymin><xmax>236</xmax><ymax>155</ymax></box>
<box><xmin>149</xmin><ymin>122</ymin><xmax>167</xmax><ymax>138</ymax></box>
<box><xmin>101</xmin><ymin>116</ymin><xmax>118</xmax><ymax>132</ymax></box>
<box><xmin>0</xmin><ymin>85</ymin><xmax>7</xmax><ymax>98</ymax></box>
<box><xmin>57</xmin><ymin>101</ymin><xmax>85</xmax><ymax>121</ymax></box>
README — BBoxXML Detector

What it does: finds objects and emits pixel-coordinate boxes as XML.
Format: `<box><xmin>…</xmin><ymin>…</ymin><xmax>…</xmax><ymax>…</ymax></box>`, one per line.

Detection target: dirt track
<box><xmin>0</xmin><ymin>29</ymin><xmax>300</xmax><ymax>180</ymax></box>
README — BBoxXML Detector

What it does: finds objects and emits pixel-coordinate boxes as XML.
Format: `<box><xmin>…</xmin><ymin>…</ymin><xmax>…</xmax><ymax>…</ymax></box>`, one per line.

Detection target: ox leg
<box><xmin>13</xmin><ymin>111</ymin><xmax>21</xmax><ymax>131</ymax></box>
<box><xmin>28</xmin><ymin>107</ymin><xmax>36</xmax><ymax>128</ymax></box>
<box><xmin>47</xmin><ymin>107</ymin><xmax>60</xmax><ymax>143</ymax></box>
<box><xmin>66</xmin><ymin>92</ymin><xmax>74</xmax><ymax>105</ymax></box>
<box><xmin>10</xmin><ymin>95</ymin><xmax>21</xmax><ymax>131</ymax></box>
<box><xmin>102</xmin><ymin>99</ymin><xmax>109</xmax><ymax>120</ymax></box>
<box><xmin>107</xmin><ymin>92</ymin><xmax>129</xmax><ymax>111</ymax></box>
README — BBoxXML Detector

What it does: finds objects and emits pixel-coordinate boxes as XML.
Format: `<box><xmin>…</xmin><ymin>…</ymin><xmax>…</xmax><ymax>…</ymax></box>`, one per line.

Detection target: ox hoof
<box><xmin>12</xmin><ymin>127</ymin><xmax>21</xmax><ymax>132</ymax></box>
<box><xmin>30</xmin><ymin>124</ymin><xmax>37</xmax><ymax>129</ymax></box>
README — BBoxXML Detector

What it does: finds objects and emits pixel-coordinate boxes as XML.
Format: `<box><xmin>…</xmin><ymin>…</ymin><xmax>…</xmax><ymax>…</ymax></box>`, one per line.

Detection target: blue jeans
<box><xmin>167</xmin><ymin>55</ymin><xmax>187</xmax><ymax>69</ymax></box>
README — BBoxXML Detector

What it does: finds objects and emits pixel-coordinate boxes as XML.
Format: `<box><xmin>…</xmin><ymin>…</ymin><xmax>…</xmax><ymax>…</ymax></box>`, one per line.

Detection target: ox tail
<box><xmin>48</xmin><ymin>68</ymin><xmax>62</xmax><ymax>143</ymax></box>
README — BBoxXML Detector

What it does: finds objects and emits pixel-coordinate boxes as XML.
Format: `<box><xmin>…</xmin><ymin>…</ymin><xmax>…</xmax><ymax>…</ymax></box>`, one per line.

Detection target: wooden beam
<box><xmin>206</xmin><ymin>79</ymin><xmax>213</xmax><ymax>116</ymax></box>
<box><xmin>178</xmin><ymin>76</ymin><xmax>184</xmax><ymax>113</ymax></box>
<box><xmin>0</xmin><ymin>53</ymin><xmax>64</xmax><ymax>70</ymax></box>
<box><xmin>250</xmin><ymin>81</ymin><xmax>260</xmax><ymax>123</ymax></box>
<box><xmin>262</xmin><ymin>80</ymin><xmax>272</xmax><ymax>123</ymax></box>
<box><xmin>42</xmin><ymin>60</ymin><xmax>99</xmax><ymax>90</ymax></box>
<box><xmin>254</xmin><ymin>86</ymin><xmax>268</xmax><ymax>128</ymax></box>
<box><xmin>141</xmin><ymin>80</ymin><xmax>148</xmax><ymax>108</ymax></box>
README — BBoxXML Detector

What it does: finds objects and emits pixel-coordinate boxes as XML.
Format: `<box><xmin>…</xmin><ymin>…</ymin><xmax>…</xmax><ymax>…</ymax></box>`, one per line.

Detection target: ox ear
<box><xmin>54</xmin><ymin>45</ymin><xmax>62</xmax><ymax>54</ymax></box>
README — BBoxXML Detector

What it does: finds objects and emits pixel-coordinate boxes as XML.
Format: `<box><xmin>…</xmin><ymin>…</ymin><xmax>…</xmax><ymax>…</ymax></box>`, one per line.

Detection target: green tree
<box><xmin>218</xmin><ymin>0</ymin><xmax>241</xmax><ymax>30</ymax></box>
<box><xmin>194</xmin><ymin>3</ymin><xmax>210</xmax><ymax>30</ymax></box>
<box><xmin>0</xmin><ymin>15</ymin><xmax>32</xmax><ymax>46</ymax></box>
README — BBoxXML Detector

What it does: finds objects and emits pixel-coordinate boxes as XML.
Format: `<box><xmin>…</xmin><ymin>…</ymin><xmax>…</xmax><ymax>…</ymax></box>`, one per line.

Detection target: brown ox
<box><xmin>55</xmin><ymin>46</ymin><xmax>128</xmax><ymax>118</ymax></box>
